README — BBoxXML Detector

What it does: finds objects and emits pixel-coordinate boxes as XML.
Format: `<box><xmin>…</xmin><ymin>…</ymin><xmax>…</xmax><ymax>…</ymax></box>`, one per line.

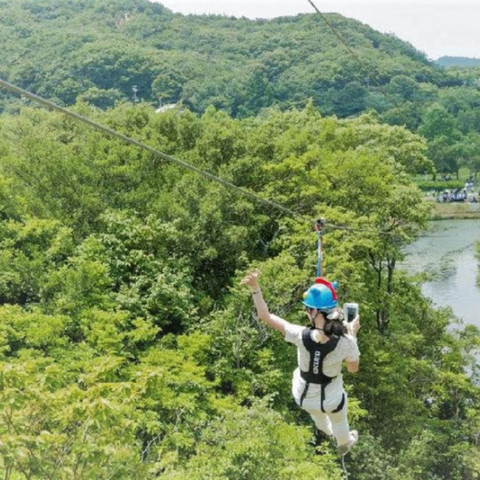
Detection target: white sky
<box><xmin>156</xmin><ymin>0</ymin><xmax>480</xmax><ymax>60</ymax></box>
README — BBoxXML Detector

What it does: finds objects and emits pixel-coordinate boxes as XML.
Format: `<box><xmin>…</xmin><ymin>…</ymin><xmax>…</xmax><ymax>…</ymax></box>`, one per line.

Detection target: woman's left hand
<box><xmin>346</xmin><ymin>315</ymin><xmax>361</xmax><ymax>338</ymax></box>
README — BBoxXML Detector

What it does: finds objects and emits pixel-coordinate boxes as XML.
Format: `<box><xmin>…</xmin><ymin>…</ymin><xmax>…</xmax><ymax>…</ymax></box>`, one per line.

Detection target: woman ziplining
<box><xmin>241</xmin><ymin>271</ymin><xmax>361</xmax><ymax>455</ymax></box>
<box><xmin>241</xmin><ymin>222</ymin><xmax>361</xmax><ymax>456</ymax></box>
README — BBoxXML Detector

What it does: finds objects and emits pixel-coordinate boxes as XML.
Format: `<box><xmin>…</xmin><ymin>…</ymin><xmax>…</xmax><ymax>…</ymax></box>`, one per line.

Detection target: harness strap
<box><xmin>320</xmin><ymin>383</ymin><xmax>327</xmax><ymax>413</ymax></box>
<box><xmin>300</xmin><ymin>382</ymin><xmax>345</xmax><ymax>413</ymax></box>
<box><xmin>299</xmin><ymin>382</ymin><xmax>310</xmax><ymax>407</ymax></box>
<box><xmin>315</xmin><ymin>218</ymin><xmax>325</xmax><ymax>278</ymax></box>
<box><xmin>332</xmin><ymin>392</ymin><xmax>346</xmax><ymax>413</ymax></box>
<box><xmin>300</xmin><ymin>328</ymin><xmax>345</xmax><ymax>413</ymax></box>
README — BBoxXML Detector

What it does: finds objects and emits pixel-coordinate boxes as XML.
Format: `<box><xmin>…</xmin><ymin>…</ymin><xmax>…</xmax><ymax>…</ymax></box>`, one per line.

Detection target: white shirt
<box><xmin>284</xmin><ymin>323</ymin><xmax>360</xmax><ymax>412</ymax></box>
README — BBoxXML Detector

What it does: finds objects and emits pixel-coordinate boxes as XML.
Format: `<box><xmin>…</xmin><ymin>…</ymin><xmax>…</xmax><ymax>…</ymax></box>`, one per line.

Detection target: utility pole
<box><xmin>132</xmin><ymin>85</ymin><xmax>139</xmax><ymax>104</ymax></box>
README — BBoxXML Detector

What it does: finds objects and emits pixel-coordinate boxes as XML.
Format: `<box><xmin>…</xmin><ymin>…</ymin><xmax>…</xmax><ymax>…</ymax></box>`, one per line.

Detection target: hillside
<box><xmin>0</xmin><ymin>0</ymin><xmax>458</xmax><ymax>119</ymax></box>
<box><xmin>437</xmin><ymin>56</ymin><xmax>480</xmax><ymax>68</ymax></box>
<box><xmin>0</xmin><ymin>2</ymin><xmax>479</xmax><ymax>478</ymax></box>
<box><xmin>1</xmin><ymin>0</ymin><xmax>480</xmax><ymax>176</ymax></box>
<box><xmin>0</xmin><ymin>98</ymin><xmax>478</xmax><ymax>480</ymax></box>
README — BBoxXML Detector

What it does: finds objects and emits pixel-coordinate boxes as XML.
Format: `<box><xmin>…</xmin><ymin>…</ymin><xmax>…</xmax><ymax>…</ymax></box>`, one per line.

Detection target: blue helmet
<box><xmin>303</xmin><ymin>278</ymin><xmax>338</xmax><ymax>311</ymax></box>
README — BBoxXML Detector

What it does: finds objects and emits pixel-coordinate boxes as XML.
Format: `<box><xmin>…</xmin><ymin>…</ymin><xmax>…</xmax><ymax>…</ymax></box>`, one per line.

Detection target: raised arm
<box><xmin>345</xmin><ymin>315</ymin><xmax>361</xmax><ymax>373</ymax></box>
<box><xmin>241</xmin><ymin>270</ymin><xmax>288</xmax><ymax>335</ymax></box>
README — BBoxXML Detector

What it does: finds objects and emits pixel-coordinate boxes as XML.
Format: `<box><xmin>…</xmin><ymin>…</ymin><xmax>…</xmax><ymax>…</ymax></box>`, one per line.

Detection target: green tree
<box><xmin>0</xmin><ymin>101</ymin><xmax>478</xmax><ymax>479</ymax></box>
<box><xmin>419</xmin><ymin>103</ymin><xmax>464</xmax><ymax>175</ymax></box>
<box><xmin>79</xmin><ymin>87</ymin><xmax>127</xmax><ymax>109</ymax></box>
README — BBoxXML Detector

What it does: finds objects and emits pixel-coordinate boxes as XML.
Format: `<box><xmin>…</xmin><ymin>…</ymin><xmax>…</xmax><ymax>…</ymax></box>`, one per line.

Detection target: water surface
<box><xmin>403</xmin><ymin>219</ymin><xmax>480</xmax><ymax>327</ymax></box>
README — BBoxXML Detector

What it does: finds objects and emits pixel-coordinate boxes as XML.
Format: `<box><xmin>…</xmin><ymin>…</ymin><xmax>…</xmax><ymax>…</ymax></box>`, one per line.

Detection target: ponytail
<box><xmin>322</xmin><ymin>308</ymin><xmax>347</xmax><ymax>337</ymax></box>
<box><xmin>324</xmin><ymin>318</ymin><xmax>347</xmax><ymax>337</ymax></box>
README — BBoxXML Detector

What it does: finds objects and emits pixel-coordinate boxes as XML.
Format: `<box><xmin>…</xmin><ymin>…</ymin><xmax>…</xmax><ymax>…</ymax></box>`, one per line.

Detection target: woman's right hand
<box><xmin>240</xmin><ymin>269</ymin><xmax>260</xmax><ymax>289</ymax></box>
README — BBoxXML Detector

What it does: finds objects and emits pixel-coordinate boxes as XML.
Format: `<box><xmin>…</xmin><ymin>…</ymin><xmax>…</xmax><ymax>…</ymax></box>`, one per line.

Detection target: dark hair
<box><xmin>322</xmin><ymin>311</ymin><xmax>347</xmax><ymax>337</ymax></box>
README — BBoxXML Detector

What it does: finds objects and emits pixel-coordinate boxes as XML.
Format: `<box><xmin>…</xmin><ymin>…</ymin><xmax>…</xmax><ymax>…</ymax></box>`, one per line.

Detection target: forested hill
<box><xmin>0</xmin><ymin>0</ymin><xmax>459</xmax><ymax>119</ymax></box>
<box><xmin>437</xmin><ymin>56</ymin><xmax>480</xmax><ymax>68</ymax></box>
<box><xmin>1</xmin><ymin>2</ymin><xmax>480</xmax><ymax>479</ymax></box>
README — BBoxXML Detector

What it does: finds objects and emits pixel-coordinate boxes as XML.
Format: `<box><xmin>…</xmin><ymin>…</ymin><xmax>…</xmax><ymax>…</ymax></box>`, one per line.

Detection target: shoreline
<box><xmin>429</xmin><ymin>202</ymin><xmax>480</xmax><ymax>220</ymax></box>
<box><xmin>405</xmin><ymin>218</ymin><xmax>480</xmax><ymax>327</ymax></box>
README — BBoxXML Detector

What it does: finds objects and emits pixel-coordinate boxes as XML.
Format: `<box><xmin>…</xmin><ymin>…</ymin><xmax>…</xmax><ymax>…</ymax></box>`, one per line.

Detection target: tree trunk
<box><xmin>370</xmin><ymin>253</ymin><xmax>397</xmax><ymax>333</ymax></box>
<box><xmin>374</xmin><ymin>258</ymin><xmax>383</xmax><ymax>332</ymax></box>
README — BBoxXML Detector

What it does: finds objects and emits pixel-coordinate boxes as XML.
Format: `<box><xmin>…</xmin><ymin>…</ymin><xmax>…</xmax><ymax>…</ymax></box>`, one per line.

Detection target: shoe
<box><xmin>337</xmin><ymin>430</ymin><xmax>358</xmax><ymax>456</ymax></box>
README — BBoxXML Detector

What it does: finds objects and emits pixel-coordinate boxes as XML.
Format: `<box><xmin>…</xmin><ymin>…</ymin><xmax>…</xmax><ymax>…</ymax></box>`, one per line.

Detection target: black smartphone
<box><xmin>343</xmin><ymin>303</ymin><xmax>359</xmax><ymax>323</ymax></box>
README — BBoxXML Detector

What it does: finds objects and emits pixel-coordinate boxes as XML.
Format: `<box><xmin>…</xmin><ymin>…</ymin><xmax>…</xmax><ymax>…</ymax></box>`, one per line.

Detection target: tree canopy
<box><xmin>1</xmin><ymin>0</ymin><xmax>479</xmax><ymax>175</ymax></box>
<box><xmin>0</xmin><ymin>102</ymin><xmax>478</xmax><ymax>479</ymax></box>
<box><xmin>0</xmin><ymin>2</ymin><xmax>479</xmax><ymax>477</ymax></box>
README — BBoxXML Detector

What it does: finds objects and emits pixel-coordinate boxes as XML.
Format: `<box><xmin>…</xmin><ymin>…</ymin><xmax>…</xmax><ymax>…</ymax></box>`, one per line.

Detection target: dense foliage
<box><xmin>436</xmin><ymin>57</ymin><xmax>480</xmax><ymax>68</ymax></box>
<box><xmin>0</xmin><ymin>102</ymin><xmax>478</xmax><ymax>479</ymax></box>
<box><xmin>0</xmin><ymin>0</ymin><xmax>447</xmax><ymax>116</ymax></box>
<box><xmin>0</xmin><ymin>1</ymin><xmax>479</xmax><ymax>477</ymax></box>
<box><xmin>1</xmin><ymin>0</ymin><xmax>480</xmax><ymax>176</ymax></box>
<box><xmin>415</xmin><ymin>180</ymin><xmax>465</xmax><ymax>192</ymax></box>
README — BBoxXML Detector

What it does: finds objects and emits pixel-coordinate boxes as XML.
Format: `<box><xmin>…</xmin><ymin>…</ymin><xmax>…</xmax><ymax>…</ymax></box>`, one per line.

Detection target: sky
<box><xmin>156</xmin><ymin>0</ymin><xmax>480</xmax><ymax>60</ymax></box>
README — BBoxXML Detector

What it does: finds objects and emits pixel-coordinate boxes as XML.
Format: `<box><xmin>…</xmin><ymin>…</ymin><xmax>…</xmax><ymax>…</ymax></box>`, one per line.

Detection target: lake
<box><xmin>403</xmin><ymin>219</ymin><xmax>480</xmax><ymax>327</ymax></box>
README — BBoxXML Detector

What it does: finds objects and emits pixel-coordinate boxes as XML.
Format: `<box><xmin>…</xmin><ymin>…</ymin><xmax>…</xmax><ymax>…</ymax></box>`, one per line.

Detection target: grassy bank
<box><xmin>430</xmin><ymin>202</ymin><xmax>480</xmax><ymax>219</ymax></box>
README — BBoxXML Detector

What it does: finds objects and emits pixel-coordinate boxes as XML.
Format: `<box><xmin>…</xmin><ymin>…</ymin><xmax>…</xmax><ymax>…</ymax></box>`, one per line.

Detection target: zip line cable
<box><xmin>305</xmin><ymin>0</ymin><xmax>455</xmax><ymax>174</ymax></box>
<box><xmin>306</xmin><ymin>0</ymin><xmax>411</xmax><ymax>127</ymax></box>
<box><xmin>0</xmin><ymin>78</ymin><xmax>413</xmax><ymax>236</ymax></box>
<box><xmin>0</xmin><ymin>78</ymin><xmax>310</xmax><ymax>221</ymax></box>
<box><xmin>340</xmin><ymin>455</ymin><xmax>350</xmax><ymax>480</ymax></box>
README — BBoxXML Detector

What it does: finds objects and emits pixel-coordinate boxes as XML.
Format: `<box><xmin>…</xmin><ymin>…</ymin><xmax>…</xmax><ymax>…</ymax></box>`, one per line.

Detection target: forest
<box><xmin>437</xmin><ymin>57</ymin><xmax>480</xmax><ymax>68</ymax></box>
<box><xmin>0</xmin><ymin>0</ymin><xmax>480</xmax><ymax>176</ymax></box>
<box><xmin>0</xmin><ymin>1</ymin><xmax>479</xmax><ymax>479</ymax></box>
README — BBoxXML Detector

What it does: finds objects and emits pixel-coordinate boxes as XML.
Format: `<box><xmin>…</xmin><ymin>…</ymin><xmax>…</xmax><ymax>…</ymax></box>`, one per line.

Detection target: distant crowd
<box><xmin>438</xmin><ymin>189</ymin><xmax>478</xmax><ymax>203</ymax></box>
<box><xmin>436</xmin><ymin>177</ymin><xmax>479</xmax><ymax>203</ymax></box>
